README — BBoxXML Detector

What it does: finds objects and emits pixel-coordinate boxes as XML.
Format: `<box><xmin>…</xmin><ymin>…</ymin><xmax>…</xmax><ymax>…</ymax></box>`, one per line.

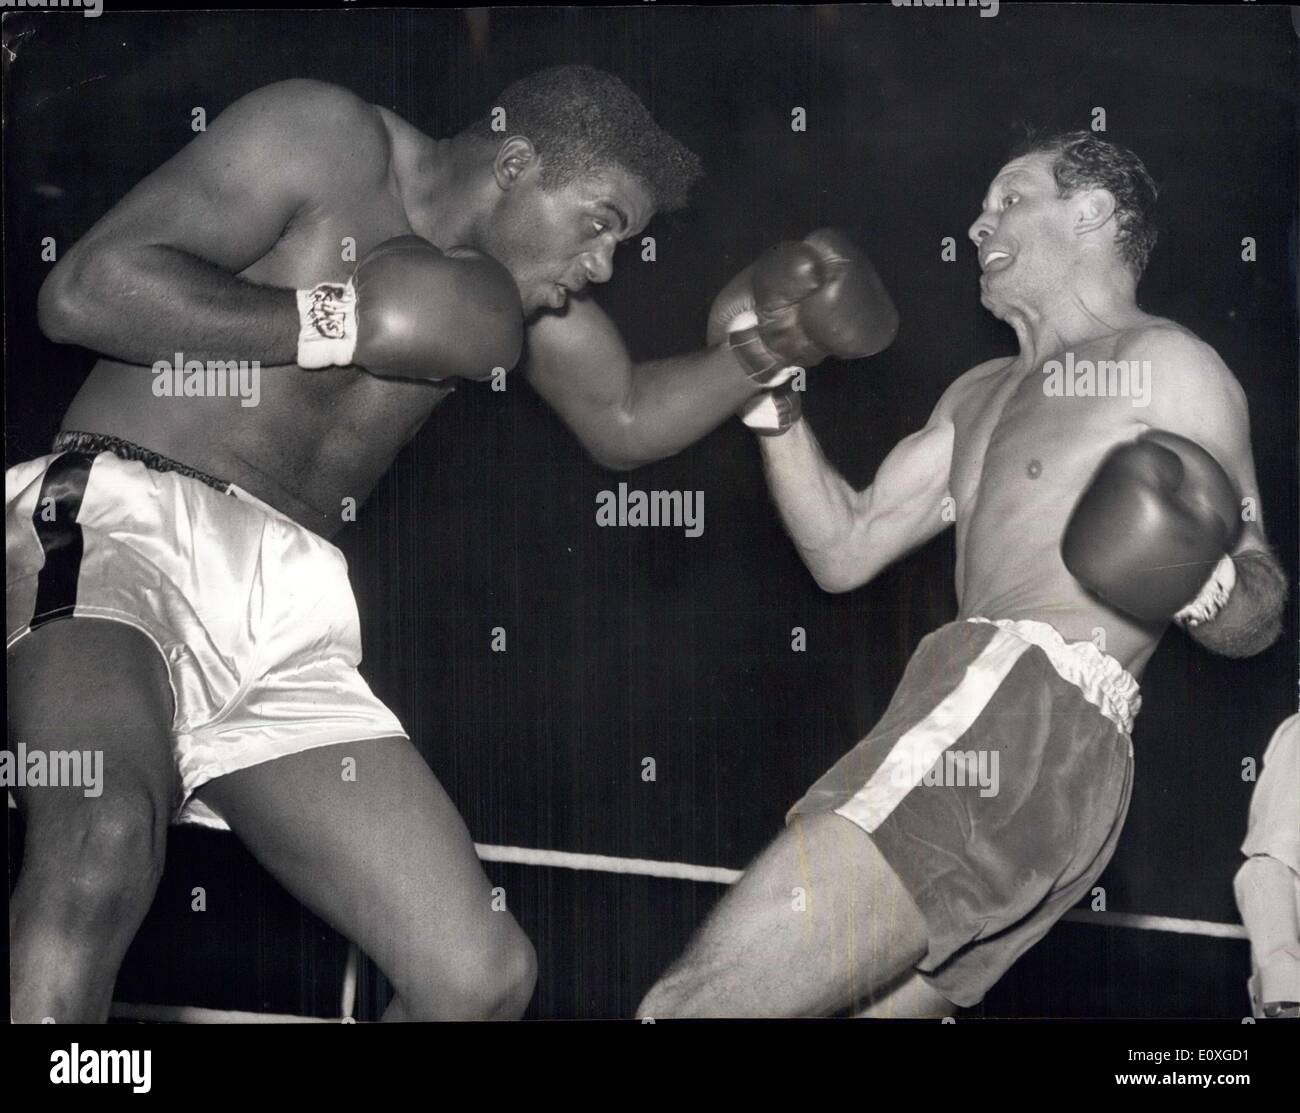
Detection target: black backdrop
<box><xmin>4</xmin><ymin>5</ymin><xmax>1297</xmax><ymax>1019</ymax></box>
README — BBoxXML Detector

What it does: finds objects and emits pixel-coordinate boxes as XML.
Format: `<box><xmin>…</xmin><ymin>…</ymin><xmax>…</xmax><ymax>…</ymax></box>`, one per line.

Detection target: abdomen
<box><xmin>60</xmin><ymin>356</ymin><xmax>445</xmax><ymax>534</ymax></box>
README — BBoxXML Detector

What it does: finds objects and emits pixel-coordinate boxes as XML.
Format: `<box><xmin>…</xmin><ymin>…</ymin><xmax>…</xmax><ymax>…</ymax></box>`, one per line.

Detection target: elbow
<box><xmin>37</xmin><ymin>266</ymin><xmax>80</xmax><ymax>345</ymax></box>
<box><xmin>586</xmin><ymin>448</ymin><xmax>643</xmax><ymax>473</ymax></box>
<box><xmin>37</xmin><ymin>246</ymin><xmax>102</xmax><ymax>346</ymax></box>
<box><xmin>805</xmin><ymin>535</ymin><xmax>872</xmax><ymax>594</ymax></box>
<box><xmin>812</xmin><ymin>573</ymin><xmax>855</xmax><ymax>595</ymax></box>
<box><xmin>1229</xmin><ymin>612</ymin><xmax>1284</xmax><ymax>659</ymax></box>
<box><xmin>582</xmin><ymin>408</ymin><xmax>657</xmax><ymax>472</ymax></box>
<box><xmin>808</xmin><ymin>560</ymin><xmax>858</xmax><ymax>595</ymax></box>
<box><xmin>1196</xmin><ymin>552</ymin><xmax>1289</xmax><ymax>658</ymax></box>
<box><xmin>1190</xmin><ymin>607</ymin><xmax>1283</xmax><ymax>659</ymax></box>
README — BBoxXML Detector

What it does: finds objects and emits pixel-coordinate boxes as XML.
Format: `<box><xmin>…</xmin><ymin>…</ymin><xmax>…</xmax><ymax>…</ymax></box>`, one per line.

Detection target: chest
<box><xmin>242</xmin><ymin>193</ymin><xmax>414</xmax><ymax>291</ymax></box>
<box><xmin>235</xmin><ymin>191</ymin><xmax>449</xmax><ymax>439</ymax></box>
<box><xmin>949</xmin><ymin>347</ymin><xmax>1147</xmax><ymax>512</ymax></box>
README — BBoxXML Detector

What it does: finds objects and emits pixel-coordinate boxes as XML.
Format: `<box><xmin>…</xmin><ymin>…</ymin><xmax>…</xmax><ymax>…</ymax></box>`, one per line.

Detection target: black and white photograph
<box><xmin>3</xmin><ymin>0</ymin><xmax>1297</xmax><ymax>1093</ymax></box>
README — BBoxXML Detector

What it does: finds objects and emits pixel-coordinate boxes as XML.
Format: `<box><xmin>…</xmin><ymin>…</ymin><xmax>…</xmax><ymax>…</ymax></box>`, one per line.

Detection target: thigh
<box><xmin>8</xmin><ymin>618</ymin><xmax>177</xmax><ymax>841</ymax></box>
<box><xmin>193</xmin><ymin>737</ymin><xmax>514</xmax><ymax>982</ymax></box>
<box><xmin>664</xmin><ymin>811</ymin><xmax>929</xmax><ymax>1017</ymax></box>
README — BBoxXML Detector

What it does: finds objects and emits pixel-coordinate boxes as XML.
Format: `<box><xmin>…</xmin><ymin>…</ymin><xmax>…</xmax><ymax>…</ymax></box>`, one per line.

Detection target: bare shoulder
<box><xmin>205</xmin><ymin>79</ymin><xmax>391</xmax><ymax>187</ymax></box>
<box><xmin>931</xmin><ymin>355</ymin><xmax>1015</xmax><ymax>422</ymax></box>
<box><xmin>1118</xmin><ymin>318</ymin><xmax>1243</xmax><ymax>399</ymax></box>
<box><xmin>219</xmin><ymin>78</ymin><xmax>383</xmax><ymax>133</ymax></box>
<box><xmin>1117</xmin><ymin>318</ymin><xmax>1249</xmax><ymax>437</ymax></box>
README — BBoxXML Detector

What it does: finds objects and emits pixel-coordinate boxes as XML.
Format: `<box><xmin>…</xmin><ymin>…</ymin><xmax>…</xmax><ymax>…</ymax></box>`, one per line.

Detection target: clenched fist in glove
<box><xmin>296</xmin><ymin>235</ymin><xmax>524</xmax><ymax>382</ymax></box>
<box><xmin>709</xmin><ymin>229</ymin><xmax>898</xmax><ymax>434</ymax></box>
<box><xmin>1061</xmin><ymin>430</ymin><xmax>1243</xmax><ymax>624</ymax></box>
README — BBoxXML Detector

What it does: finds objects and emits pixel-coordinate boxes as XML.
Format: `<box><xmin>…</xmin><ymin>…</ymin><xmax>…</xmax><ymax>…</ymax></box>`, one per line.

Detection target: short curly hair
<box><xmin>1012</xmin><ymin>130</ymin><xmax>1159</xmax><ymax>279</ymax></box>
<box><xmin>466</xmin><ymin>65</ymin><xmax>703</xmax><ymax>213</ymax></box>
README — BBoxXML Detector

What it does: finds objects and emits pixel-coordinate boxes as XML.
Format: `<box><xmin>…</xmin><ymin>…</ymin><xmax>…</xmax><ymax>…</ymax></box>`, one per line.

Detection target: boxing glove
<box><xmin>709</xmin><ymin>229</ymin><xmax>899</xmax><ymax>387</ymax></box>
<box><xmin>1061</xmin><ymin>431</ymin><xmax>1243</xmax><ymax>623</ymax></box>
<box><xmin>297</xmin><ymin>235</ymin><xmax>524</xmax><ymax>381</ymax></box>
<box><xmin>739</xmin><ymin>383</ymin><xmax>802</xmax><ymax>436</ymax></box>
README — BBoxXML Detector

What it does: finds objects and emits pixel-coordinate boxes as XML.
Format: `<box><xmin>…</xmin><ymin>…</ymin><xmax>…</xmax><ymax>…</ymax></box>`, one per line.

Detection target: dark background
<box><xmin>4</xmin><ymin>4</ymin><xmax>1297</xmax><ymax>1019</ymax></box>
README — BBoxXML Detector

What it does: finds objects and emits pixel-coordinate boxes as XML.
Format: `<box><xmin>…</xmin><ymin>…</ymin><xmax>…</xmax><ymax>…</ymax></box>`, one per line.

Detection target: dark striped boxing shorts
<box><xmin>788</xmin><ymin>616</ymin><xmax>1141</xmax><ymax>1008</ymax></box>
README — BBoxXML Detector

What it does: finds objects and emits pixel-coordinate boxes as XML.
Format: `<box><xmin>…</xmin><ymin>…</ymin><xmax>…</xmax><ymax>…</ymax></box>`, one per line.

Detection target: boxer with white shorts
<box><xmin>8</xmin><ymin>66</ymin><xmax>898</xmax><ymax>1022</ymax></box>
<box><xmin>7</xmin><ymin>443</ymin><xmax>406</xmax><ymax>831</ymax></box>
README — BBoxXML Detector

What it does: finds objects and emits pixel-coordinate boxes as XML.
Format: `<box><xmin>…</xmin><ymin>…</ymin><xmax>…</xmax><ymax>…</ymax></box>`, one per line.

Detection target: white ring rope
<box><xmin>1061</xmin><ymin>908</ymin><xmax>1247</xmax><ymax>939</ymax></box>
<box><xmin>12</xmin><ymin>781</ymin><xmax>1250</xmax><ymax>1020</ymax></box>
<box><xmin>111</xmin><ymin>1002</ymin><xmax>339</xmax><ymax>1024</ymax></box>
<box><xmin>474</xmin><ymin>842</ymin><xmax>744</xmax><ymax>885</ymax></box>
<box><xmin>475</xmin><ymin>843</ymin><xmax>1249</xmax><ymax>940</ymax></box>
<box><xmin>78</xmin><ymin>835</ymin><xmax>1247</xmax><ymax>1023</ymax></box>
<box><xmin>0</xmin><ymin>796</ymin><xmax>1258</xmax><ymax>940</ymax></box>
<box><xmin>108</xmin><ymin>861</ymin><xmax>1248</xmax><ymax>1024</ymax></box>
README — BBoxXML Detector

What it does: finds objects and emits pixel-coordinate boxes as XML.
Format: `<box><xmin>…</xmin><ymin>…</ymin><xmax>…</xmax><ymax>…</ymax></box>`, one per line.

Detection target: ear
<box><xmin>1073</xmin><ymin>186</ymin><xmax>1116</xmax><ymax>237</ymax></box>
<box><xmin>493</xmin><ymin>136</ymin><xmax>538</xmax><ymax>191</ymax></box>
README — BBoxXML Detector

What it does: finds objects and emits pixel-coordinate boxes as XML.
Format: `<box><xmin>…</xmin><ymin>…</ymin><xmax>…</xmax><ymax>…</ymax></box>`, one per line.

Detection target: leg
<box><xmin>638</xmin><ymin>811</ymin><xmax>928</xmax><ymax>1018</ymax></box>
<box><xmin>854</xmin><ymin>971</ymin><xmax>954</xmax><ymax>1019</ymax></box>
<box><xmin>8</xmin><ymin>619</ymin><xmax>176</xmax><ymax>1023</ymax></box>
<box><xmin>194</xmin><ymin>737</ymin><xmax>536</xmax><ymax>1021</ymax></box>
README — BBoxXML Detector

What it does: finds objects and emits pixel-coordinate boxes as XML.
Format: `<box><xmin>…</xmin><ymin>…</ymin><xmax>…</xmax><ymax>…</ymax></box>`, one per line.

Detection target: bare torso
<box><xmin>60</xmin><ymin>106</ymin><xmax>451</xmax><ymax>538</ymax></box>
<box><xmin>947</xmin><ymin>319</ymin><xmax>1179</xmax><ymax>676</ymax></box>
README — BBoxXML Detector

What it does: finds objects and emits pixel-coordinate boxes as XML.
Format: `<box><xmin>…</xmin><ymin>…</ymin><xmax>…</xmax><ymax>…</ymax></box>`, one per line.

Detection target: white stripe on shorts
<box><xmin>834</xmin><ymin>629</ymin><xmax>1033</xmax><ymax>833</ymax></box>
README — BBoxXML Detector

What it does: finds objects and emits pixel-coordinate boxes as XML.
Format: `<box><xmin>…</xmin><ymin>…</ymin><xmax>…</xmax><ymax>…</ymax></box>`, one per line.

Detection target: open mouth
<box><xmin>981</xmin><ymin>249</ymin><xmax>1014</xmax><ymax>274</ymax></box>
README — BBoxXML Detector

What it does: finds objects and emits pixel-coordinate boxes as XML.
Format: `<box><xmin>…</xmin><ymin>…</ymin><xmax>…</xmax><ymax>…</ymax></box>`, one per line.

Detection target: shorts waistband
<box><xmin>967</xmin><ymin>617</ymin><xmax>1141</xmax><ymax>735</ymax></box>
<box><xmin>53</xmin><ymin>430</ymin><xmax>233</xmax><ymax>493</ymax></box>
<box><xmin>51</xmin><ymin>431</ymin><xmax>314</xmax><ymax>533</ymax></box>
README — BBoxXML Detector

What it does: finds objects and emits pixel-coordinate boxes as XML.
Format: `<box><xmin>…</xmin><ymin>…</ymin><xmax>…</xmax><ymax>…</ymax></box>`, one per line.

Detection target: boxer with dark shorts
<box><xmin>789</xmin><ymin>616</ymin><xmax>1137</xmax><ymax>1008</ymax></box>
<box><xmin>640</xmin><ymin>132</ymin><xmax>1288</xmax><ymax>1018</ymax></box>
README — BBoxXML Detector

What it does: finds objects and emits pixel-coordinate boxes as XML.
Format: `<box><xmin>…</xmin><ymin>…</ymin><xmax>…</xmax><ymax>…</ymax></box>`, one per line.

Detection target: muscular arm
<box><xmin>1129</xmin><ymin>327</ymin><xmax>1288</xmax><ymax>657</ymax></box>
<box><xmin>523</xmin><ymin>295</ymin><xmax>761</xmax><ymax>470</ymax></box>
<box><xmin>37</xmin><ymin>79</ymin><xmax>389</xmax><ymax>367</ymax></box>
<box><xmin>756</xmin><ymin>395</ymin><xmax>956</xmax><ymax>593</ymax></box>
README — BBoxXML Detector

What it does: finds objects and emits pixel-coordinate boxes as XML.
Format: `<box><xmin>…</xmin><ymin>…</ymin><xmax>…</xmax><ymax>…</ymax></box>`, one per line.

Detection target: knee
<box><xmin>636</xmin><ymin>983</ymin><xmax>668</xmax><ymax>1020</ymax></box>
<box><xmin>454</xmin><ymin>928</ymin><xmax>538</xmax><ymax>1020</ymax></box>
<box><xmin>482</xmin><ymin>930</ymin><xmax>539</xmax><ymax>1019</ymax></box>
<box><xmin>403</xmin><ymin>925</ymin><xmax>538</xmax><ymax>1021</ymax></box>
<box><xmin>636</xmin><ymin>967</ymin><xmax>701</xmax><ymax>1020</ymax></box>
<box><xmin>22</xmin><ymin>794</ymin><xmax>166</xmax><ymax>929</ymax></box>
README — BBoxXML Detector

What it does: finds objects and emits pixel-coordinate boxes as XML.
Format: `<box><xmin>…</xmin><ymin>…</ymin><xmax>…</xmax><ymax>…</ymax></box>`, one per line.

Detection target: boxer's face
<box><xmin>483</xmin><ymin>159</ymin><xmax>654</xmax><ymax>316</ymax></box>
<box><xmin>968</xmin><ymin>154</ymin><xmax>1083</xmax><ymax>317</ymax></box>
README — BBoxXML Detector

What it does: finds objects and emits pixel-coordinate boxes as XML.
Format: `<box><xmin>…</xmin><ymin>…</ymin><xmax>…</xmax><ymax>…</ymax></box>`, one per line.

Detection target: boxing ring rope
<box><xmin>470</xmin><ymin>842</ymin><xmax>1249</xmax><ymax>939</ymax></box>
<box><xmin>110</xmin><ymin>1002</ymin><xmax>342</xmax><ymax>1024</ymax></box>
<box><xmin>98</xmin><ymin>839</ymin><xmax>1248</xmax><ymax>1023</ymax></box>
<box><xmin>4</xmin><ymin>794</ymin><xmax>1244</xmax><ymax>1021</ymax></box>
<box><xmin>475</xmin><ymin>842</ymin><xmax>745</xmax><ymax>886</ymax></box>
